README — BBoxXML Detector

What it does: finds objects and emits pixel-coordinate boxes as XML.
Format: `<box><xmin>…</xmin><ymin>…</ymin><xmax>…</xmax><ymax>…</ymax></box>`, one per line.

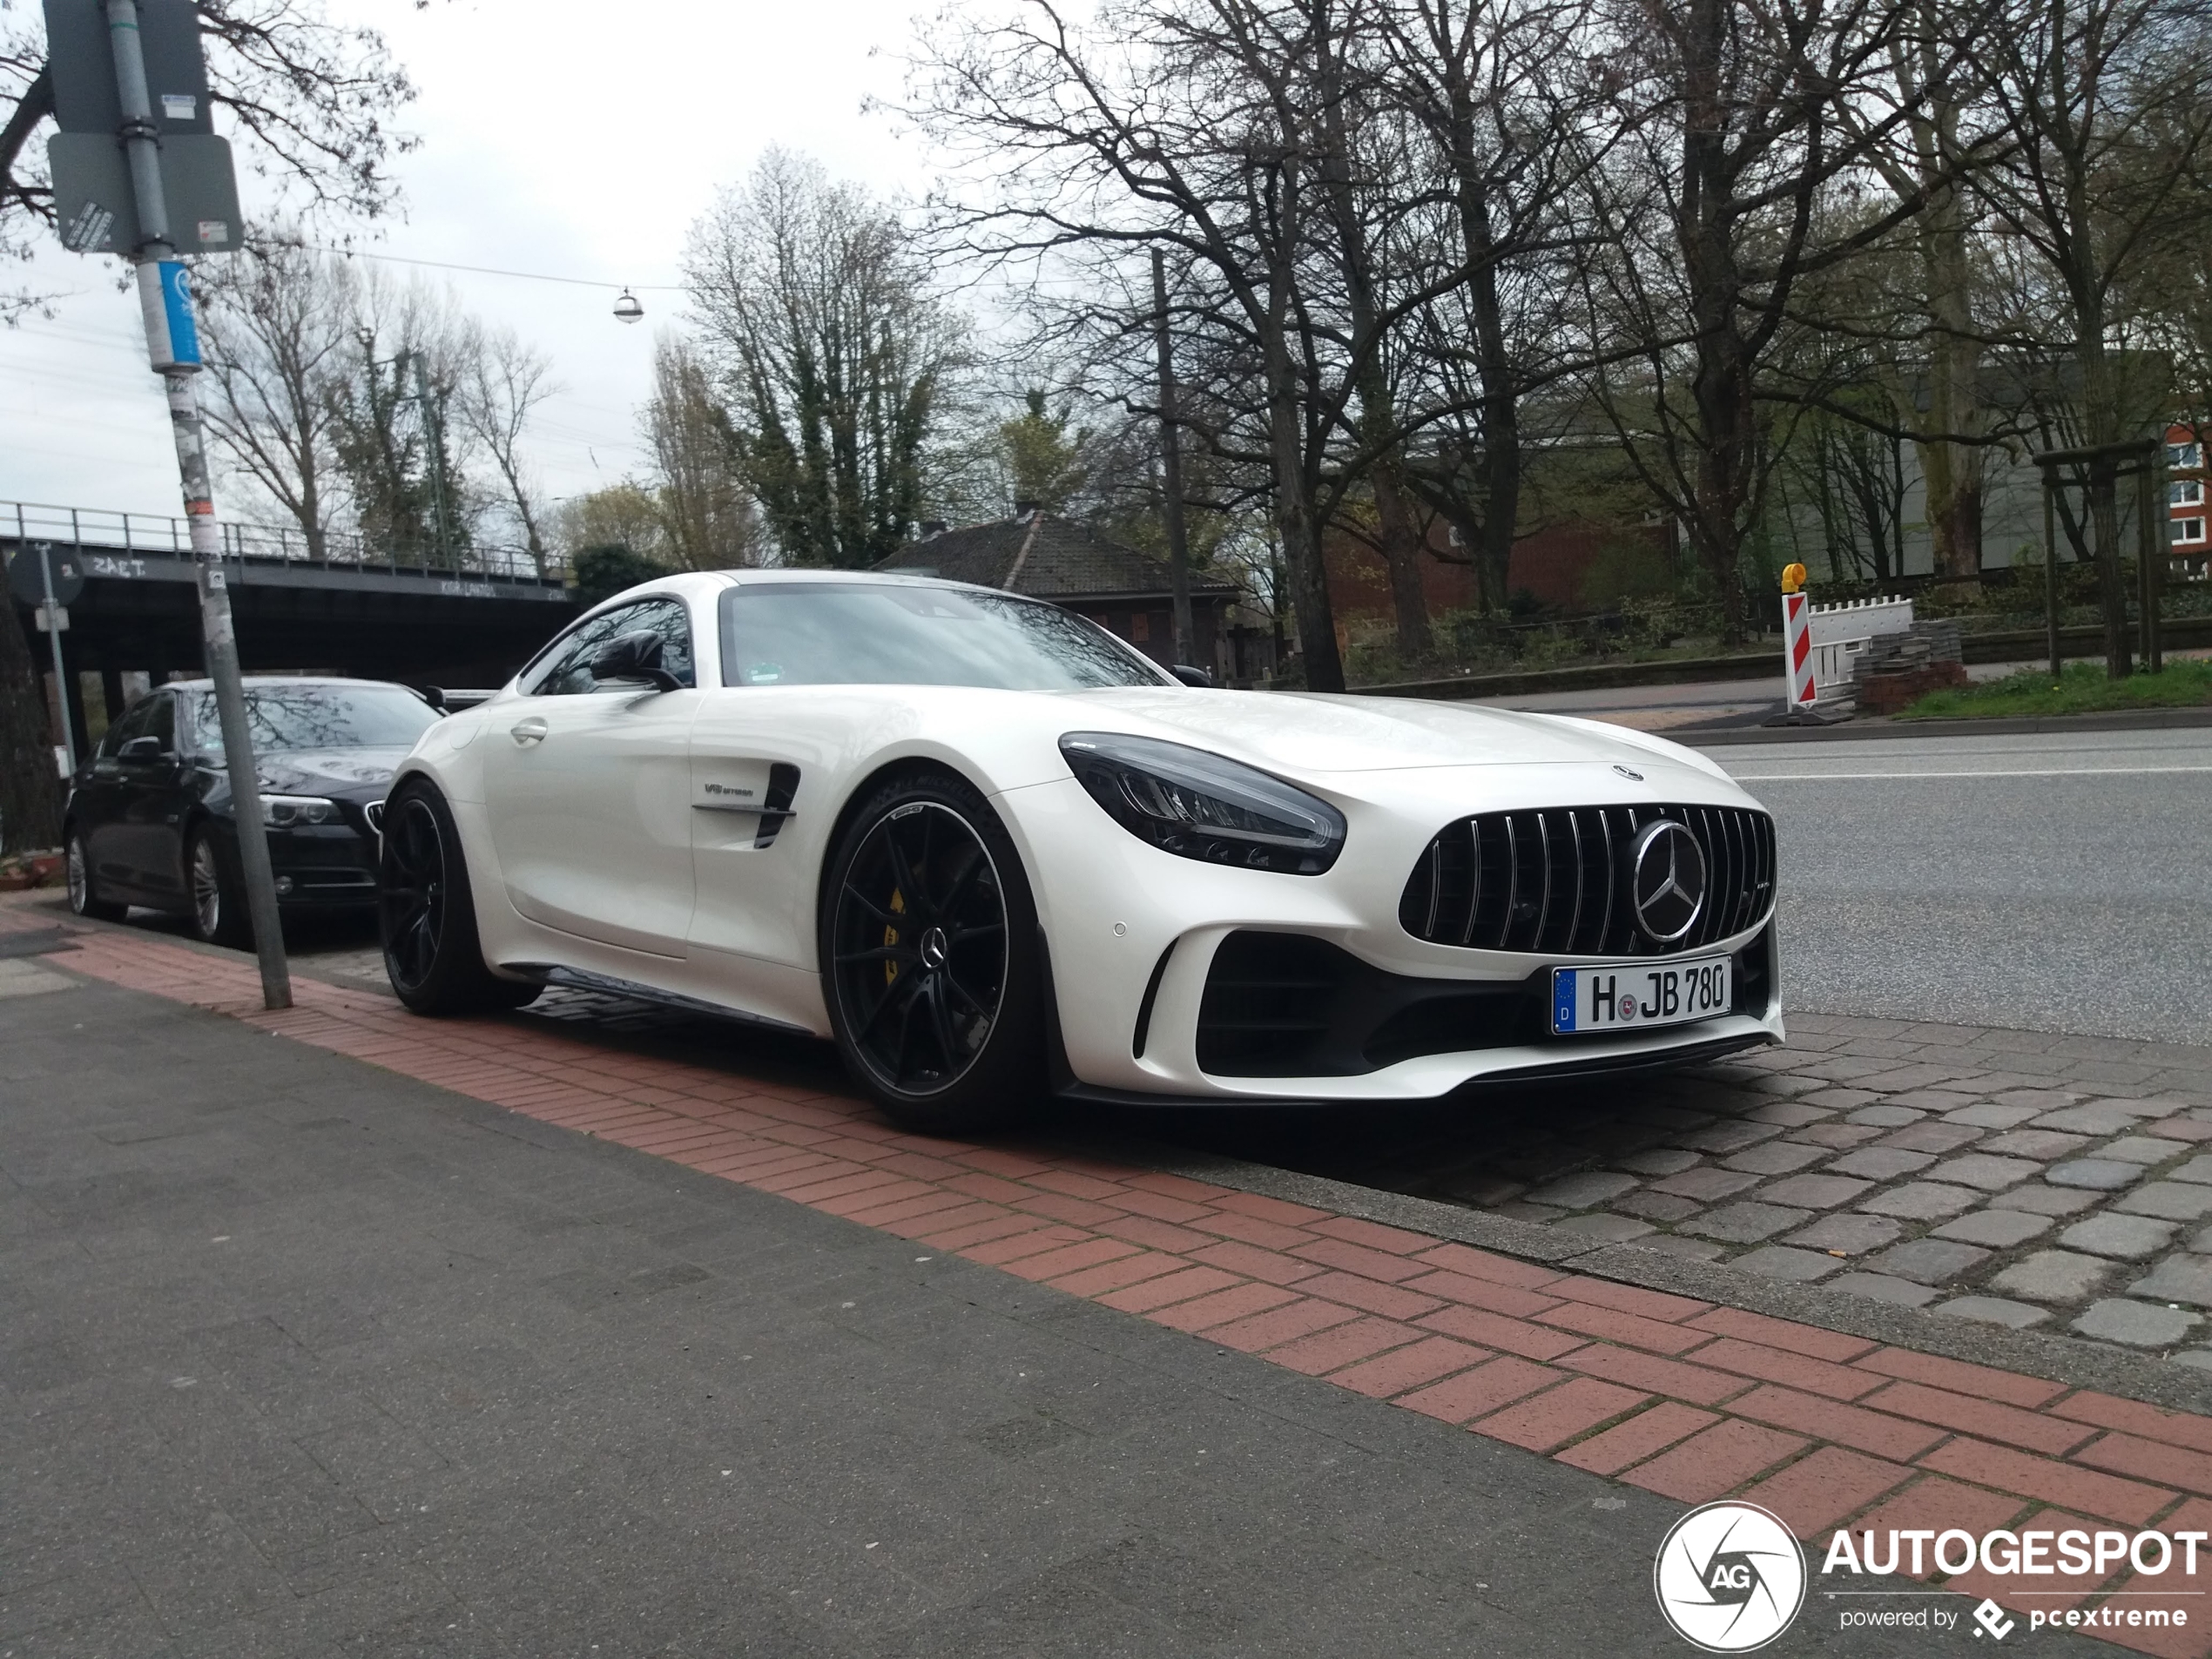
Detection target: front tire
<box><xmin>821</xmin><ymin>770</ymin><xmax>1045</xmax><ymax>1134</ymax></box>
<box><xmin>187</xmin><ymin>826</ymin><xmax>253</xmax><ymax>948</ymax></box>
<box><xmin>379</xmin><ymin>780</ymin><xmax>540</xmax><ymax>1015</ymax></box>
<box><xmin>65</xmin><ymin>830</ymin><xmax>125</xmax><ymax>922</ymax></box>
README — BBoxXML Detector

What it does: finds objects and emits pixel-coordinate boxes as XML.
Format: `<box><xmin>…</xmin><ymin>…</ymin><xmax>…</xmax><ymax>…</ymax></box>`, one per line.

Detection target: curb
<box><xmin>1093</xmin><ymin>1134</ymin><xmax>2212</xmax><ymax>1419</ymax></box>
<box><xmin>1682</xmin><ymin>706</ymin><xmax>2212</xmax><ymax>745</ymax></box>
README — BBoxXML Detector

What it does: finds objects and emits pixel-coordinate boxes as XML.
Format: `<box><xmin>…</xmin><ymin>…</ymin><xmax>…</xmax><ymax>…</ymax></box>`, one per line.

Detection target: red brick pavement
<box><xmin>25</xmin><ymin>912</ymin><xmax>2212</xmax><ymax>1656</ymax></box>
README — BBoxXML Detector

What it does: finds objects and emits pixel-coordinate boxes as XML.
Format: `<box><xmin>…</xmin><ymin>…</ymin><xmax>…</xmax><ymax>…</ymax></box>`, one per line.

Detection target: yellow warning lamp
<box><xmin>1780</xmin><ymin>563</ymin><xmax>1808</xmax><ymax>595</ymax></box>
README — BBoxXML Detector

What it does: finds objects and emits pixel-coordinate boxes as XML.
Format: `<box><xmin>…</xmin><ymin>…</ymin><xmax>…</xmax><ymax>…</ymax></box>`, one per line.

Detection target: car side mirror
<box><xmin>1170</xmin><ymin>664</ymin><xmax>1211</xmax><ymax>688</ymax></box>
<box><xmin>590</xmin><ymin>630</ymin><xmax>682</xmax><ymax>692</ymax></box>
<box><xmin>118</xmin><ymin>735</ymin><xmax>170</xmax><ymax>762</ymax></box>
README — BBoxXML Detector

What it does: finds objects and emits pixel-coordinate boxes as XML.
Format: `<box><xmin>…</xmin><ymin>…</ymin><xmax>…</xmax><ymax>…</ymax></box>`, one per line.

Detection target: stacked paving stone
<box><xmin>1342</xmin><ymin>1015</ymin><xmax>2212</xmax><ymax>1359</ymax></box>
<box><xmin>1851</xmin><ymin>620</ymin><xmax>1968</xmax><ymax>715</ymax></box>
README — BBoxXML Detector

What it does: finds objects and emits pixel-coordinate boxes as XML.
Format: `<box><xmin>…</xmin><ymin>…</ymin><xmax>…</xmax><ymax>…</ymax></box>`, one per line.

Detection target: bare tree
<box><xmin>685</xmin><ymin>149</ymin><xmax>964</xmax><ymax>568</ymax></box>
<box><xmin>455</xmin><ymin>321</ymin><xmax>562</xmax><ymax>576</ymax></box>
<box><xmin>1575</xmin><ymin>0</ymin><xmax>1970</xmax><ymax>641</ymax></box>
<box><xmin>1377</xmin><ymin>0</ymin><xmax>1614</xmax><ymax>618</ymax></box>
<box><xmin>197</xmin><ymin>233</ymin><xmax>354</xmax><ymax>558</ymax></box>
<box><xmin>914</xmin><ymin>0</ymin><xmax>1384</xmax><ymax>689</ymax></box>
<box><xmin>644</xmin><ymin>332</ymin><xmax>759</xmax><ymax>570</ymax></box>
<box><xmin>1966</xmin><ymin>0</ymin><xmax>2212</xmax><ymax>671</ymax></box>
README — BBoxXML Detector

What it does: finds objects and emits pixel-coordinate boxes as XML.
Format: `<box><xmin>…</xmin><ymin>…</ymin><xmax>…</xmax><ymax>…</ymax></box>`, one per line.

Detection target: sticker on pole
<box><xmin>137</xmin><ymin>260</ymin><xmax>201</xmax><ymax>372</ymax></box>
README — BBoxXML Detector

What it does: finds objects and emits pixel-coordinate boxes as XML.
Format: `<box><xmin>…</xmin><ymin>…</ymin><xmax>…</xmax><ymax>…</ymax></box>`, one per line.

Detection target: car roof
<box><xmin>159</xmin><ymin>676</ymin><xmax>421</xmax><ymax>691</ymax></box>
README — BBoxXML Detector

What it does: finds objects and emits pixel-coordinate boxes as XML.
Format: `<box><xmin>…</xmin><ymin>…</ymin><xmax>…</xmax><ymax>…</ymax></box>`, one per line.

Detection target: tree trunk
<box><xmin>1314</xmin><ymin>32</ymin><xmax>1427</xmax><ymax>661</ymax></box>
<box><xmin>0</xmin><ymin>609</ymin><xmax>64</xmax><ymax>855</ymax></box>
<box><xmin>2076</xmin><ymin>307</ymin><xmax>2134</xmax><ymax>678</ymax></box>
<box><xmin>1372</xmin><ymin>462</ymin><xmax>1431</xmax><ymax>657</ymax></box>
<box><xmin>1267</xmin><ymin>329</ymin><xmax>1345</xmax><ymax>692</ymax></box>
<box><xmin>1437</xmin><ymin>102</ymin><xmax>1524</xmax><ymax>619</ymax></box>
<box><xmin>1918</xmin><ymin>195</ymin><xmax>1985</xmax><ymax>580</ymax></box>
<box><xmin>1679</xmin><ymin>0</ymin><xmax>1752</xmax><ymax>645</ymax></box>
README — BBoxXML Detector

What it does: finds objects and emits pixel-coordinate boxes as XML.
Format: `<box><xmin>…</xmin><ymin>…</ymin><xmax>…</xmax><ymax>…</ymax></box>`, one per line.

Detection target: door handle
<box><xmin>509</xmin><ymin>718</ymin><xmax>549</xmax><ymax>745</ymax></box>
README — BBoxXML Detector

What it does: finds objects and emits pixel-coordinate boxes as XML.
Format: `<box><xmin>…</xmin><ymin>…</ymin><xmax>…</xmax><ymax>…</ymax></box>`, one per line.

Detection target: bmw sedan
<box><xmin>375</xmin><ymin>571</ymin><xmax>1783</xmax><ymax>1133</ymax></box>
<box><xmin>65</xmin><ymin>677</ymin><xmax>442</xmax><ymax>945</ymax></box>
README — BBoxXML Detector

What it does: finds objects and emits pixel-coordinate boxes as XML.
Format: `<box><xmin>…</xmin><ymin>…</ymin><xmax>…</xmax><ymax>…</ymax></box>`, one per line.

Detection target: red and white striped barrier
<box><xmin>1780</xmin><ymin>565</ymin><xmax>1816</xmax><ymax>711</ymax></box>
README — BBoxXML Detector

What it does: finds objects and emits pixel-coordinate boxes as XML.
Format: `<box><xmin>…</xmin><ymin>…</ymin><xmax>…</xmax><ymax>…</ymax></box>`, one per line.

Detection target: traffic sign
<box><xmin>48</xmin><ymin>132</ymin><xmax>241</xmax><ymax>254</ymax></box>
<box><xmin>43</xmin><ymin>0</ymin><xmax>212</xmax><ymax>138</ymax></box>
<box><xmin>6</xmin><ymin>543</ymin><xmax>88</xmax><ymax>607</ymax></box>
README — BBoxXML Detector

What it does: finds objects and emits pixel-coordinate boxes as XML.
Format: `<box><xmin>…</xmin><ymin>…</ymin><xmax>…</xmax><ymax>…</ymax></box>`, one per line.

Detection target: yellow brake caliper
<box><xmin>885</xmin><ymin>889</ymin><xmax>905</xmax><ymax>986</ymax></box>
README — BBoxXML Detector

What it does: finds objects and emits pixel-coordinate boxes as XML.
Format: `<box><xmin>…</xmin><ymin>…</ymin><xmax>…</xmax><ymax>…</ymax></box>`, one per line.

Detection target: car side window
<box><xmin>98</xmin><ymin>698</ymin><xmax>153</xmax><ymax>758</ymax></box>
<box><xmin>138</xmin><ymin>694</ymin><xmax>176</xmax><ymax>752</ymax></box>
<box><xmin>522</xmin><ymin>605</ymin><xmax>645</xmax><ymax>697</ymax></box>
<box><xmin>624</xmin><ymin>600</ymin><xmax>695</xmax><ymax>689</ymax></box>
<box><xmin>524</xmin><ymin>598</ymin><xmax>695</xmax><ymax>696</ymax></box>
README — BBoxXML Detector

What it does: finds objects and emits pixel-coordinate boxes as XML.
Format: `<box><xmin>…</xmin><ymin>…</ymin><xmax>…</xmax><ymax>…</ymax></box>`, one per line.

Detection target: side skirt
<box><xmin>502</xmin><ymin>961</ymin><xmax>817</xmax><ymax>1038</ymax></box>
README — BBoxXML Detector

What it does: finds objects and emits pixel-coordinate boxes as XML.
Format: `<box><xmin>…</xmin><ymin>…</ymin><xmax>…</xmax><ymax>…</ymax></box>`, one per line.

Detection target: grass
<box><xmin>1897</xmin><ymin>658</ymin><xmax>2212</xmax><ymax>720</ymax></box>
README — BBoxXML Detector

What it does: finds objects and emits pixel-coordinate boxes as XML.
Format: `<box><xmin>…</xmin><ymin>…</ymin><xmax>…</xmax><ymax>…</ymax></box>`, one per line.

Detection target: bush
<box><xmin>572</xmin><ymin>543</ymin><xmax>671</xmax><ymax>608</ymax></box>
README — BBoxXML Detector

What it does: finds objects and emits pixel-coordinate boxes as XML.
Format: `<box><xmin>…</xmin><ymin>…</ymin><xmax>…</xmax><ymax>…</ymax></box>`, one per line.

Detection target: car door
<box><xmin>685</xmin><ymin>685</ymin><xmax>830</xmax><ymax>968</ymax></box>
<box><xmin>110</xmin><ymin>691</ymin><xmax>192</xmax><ymax>900</ymax></box>
<box><xmin>77</xmin><ymin>697</ymin><xmax>151</xmax><ymax>894</ymax></box>
<box><xmin>477</xmin><ymin>597</ymin><xmax>703</xmax><ymax>958</ymax></box>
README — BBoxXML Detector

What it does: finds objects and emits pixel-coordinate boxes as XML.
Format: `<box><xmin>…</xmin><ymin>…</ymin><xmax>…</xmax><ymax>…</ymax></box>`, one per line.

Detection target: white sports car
<box><xmin>379</xmin><ymin>570</ymin><xmax>1783</xmax><ymax>1131</ymax></box>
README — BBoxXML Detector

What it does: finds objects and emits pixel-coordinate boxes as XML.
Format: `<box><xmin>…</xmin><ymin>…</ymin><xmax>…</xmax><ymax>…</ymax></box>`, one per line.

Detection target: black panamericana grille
<box><xmin>1398</xmin><ymin>804</ymin><xmax>1776</xmax><ymax>957</ymax></box>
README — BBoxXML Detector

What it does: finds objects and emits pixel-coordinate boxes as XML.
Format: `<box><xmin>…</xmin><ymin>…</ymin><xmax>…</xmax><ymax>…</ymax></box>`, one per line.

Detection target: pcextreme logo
<box><xmin>1655</xmin><ymin>1501</ymin><xmax>1808</xmax><ymax>1652</ymax></box>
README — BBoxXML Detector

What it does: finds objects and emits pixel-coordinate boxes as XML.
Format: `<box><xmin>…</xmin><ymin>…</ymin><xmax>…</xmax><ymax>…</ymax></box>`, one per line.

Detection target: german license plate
<box><xmin>1551</xmin><ymin>956</ymin><xmax>1732</xmax><ymax>1035</ymax></box>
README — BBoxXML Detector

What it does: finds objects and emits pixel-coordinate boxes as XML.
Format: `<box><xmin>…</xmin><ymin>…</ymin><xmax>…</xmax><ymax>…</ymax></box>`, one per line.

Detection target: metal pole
<box><xmin>37</xmin><ymin>546</ymin><xmax>76</xmax><ymax>778</ymax></box>
<box><xmin>105</xmin><ymin>0</ymin><xmax>288</xmax><ymax>1008</ymax></box>
<box><xmin>2043</xmin><ymin>475</ymin><xmax>2061</xmax><ymax>682</ymax></box>
<box><xmin>1152</xmin><ymin>248</ymin><xmax>1195</xmax><ymax>669</ymax></box>
<box><xmin>2141</xmin><ymin>442</ymin><xmax>2164</xmax><ymax>676</ymax></box>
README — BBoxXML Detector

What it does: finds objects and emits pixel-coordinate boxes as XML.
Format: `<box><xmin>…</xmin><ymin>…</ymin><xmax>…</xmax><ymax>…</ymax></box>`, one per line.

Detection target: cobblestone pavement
<box><xmin>42</xmin><ymin>903</ymin><xmax>2212</xmax><ymax>1365</ymax></box>
<box><xmin>1145</xmin><ymin>1015</ymin><xmax>2212</xmax><ymax>1362</ymax></box>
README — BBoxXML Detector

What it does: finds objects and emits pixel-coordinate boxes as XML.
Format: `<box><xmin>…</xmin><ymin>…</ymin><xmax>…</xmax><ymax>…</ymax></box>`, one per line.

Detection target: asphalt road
<box><xmin>1717</xmin><ymin>727</ymin><xmax>2212</xmax><ymax>1043</ymax></box>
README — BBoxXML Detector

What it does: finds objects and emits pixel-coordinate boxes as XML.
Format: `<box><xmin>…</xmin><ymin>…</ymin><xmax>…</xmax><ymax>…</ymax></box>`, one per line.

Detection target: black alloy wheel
<box><xmin>378</xmin><ymin>780</ymin><xmax>539</xmax><ymax>1015</ymax></box>
<box><xmin>823</xmin><ymin>773</ymin><xmax>1044</xmax><ymax>1132</ymax></box>
<box><xmin>65</xmin><ymin>831</ymin><xmax>125</xmax><ymax>921</ymax></box>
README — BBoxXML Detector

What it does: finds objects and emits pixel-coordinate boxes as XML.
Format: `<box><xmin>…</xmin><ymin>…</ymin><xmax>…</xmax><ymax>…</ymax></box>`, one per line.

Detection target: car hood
<box><xmin>1063</xmin><ymin>688</ymin><xmax>1728</xmax><ymax>779</ymax></box>
<box><xmin>244</xmin><ymin>746</ymin><xmax>414</xmax><ymax>800</ymax></box>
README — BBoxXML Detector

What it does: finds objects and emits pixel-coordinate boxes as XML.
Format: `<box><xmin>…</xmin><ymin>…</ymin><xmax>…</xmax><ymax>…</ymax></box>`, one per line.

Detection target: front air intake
<box><xmin>1398</xmin><ymin>804</ymin><xmax>1776</xmax><ymax>957</ymax></box>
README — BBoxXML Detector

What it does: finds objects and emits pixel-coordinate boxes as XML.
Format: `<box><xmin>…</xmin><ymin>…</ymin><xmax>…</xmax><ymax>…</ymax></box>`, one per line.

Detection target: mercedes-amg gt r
<box><xmin>377</xmin><ymin>570</ymin><xmax>1782</xmax><ymax>1131</ymax></box>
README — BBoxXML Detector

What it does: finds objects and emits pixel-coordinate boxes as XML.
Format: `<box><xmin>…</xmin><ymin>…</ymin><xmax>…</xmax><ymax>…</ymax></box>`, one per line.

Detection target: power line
<box><xmin>307</xmin><ymin>245</ymin><xmax>685</xmax><ymax>293</ymax></box>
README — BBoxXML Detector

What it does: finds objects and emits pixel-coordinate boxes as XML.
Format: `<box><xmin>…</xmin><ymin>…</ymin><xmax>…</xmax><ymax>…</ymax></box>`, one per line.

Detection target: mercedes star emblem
<box><xmin>1629</xmin><ymin>819</ymin><xmax>1707</xmax><ymax>944</ymax></box>
<box><xmin>1613</xmin><ymin>763</ymin><xmax>1643</xmax><ymax>781</ymax></box>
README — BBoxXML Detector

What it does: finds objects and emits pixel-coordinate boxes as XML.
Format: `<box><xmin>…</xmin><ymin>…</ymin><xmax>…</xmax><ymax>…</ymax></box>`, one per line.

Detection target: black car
<box><xmin>63</xmin><ymin>677</ymin><xmax>443</xmax><ymax>946</ymax></box>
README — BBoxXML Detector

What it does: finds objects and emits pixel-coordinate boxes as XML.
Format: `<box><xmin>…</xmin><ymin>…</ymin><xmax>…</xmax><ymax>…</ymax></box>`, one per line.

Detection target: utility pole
<box><xmin>413</xmin><ymin>352</ymin><xmax>455</xmax><ymax>568</ymax></box>
<box><xmin>1152</xmin><ymin>248</ymin><xmax>1195</xmax><ymax>669</ymax></box>
<box><xmin>36</xmin><ymin>548</ymin><xmax>77</xmax><ymax>778</ymax></box>
<box><xmin>104</xmin><ymin>0</ymin><xmax>288</xmax><ymax>1007</ymax></box>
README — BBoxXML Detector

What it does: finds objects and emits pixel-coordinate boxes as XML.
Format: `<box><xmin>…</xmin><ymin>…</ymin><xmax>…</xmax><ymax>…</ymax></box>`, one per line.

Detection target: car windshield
<box><xmin>717</xmin><ymin>583</ymin><xmax>1170</xmax><ymax>691</ymax></box>
<box><xmin>192</xmin><ymin>684</ymin><xmax>441</xmax><ymax>755</ymax></box>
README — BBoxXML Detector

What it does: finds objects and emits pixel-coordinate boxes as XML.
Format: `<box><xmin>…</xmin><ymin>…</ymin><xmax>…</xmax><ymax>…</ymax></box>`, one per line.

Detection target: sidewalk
<box><xmin>2</xmin><ymin>905</ymin><xmax>2195</xmax><ymax>1654</ymax></box>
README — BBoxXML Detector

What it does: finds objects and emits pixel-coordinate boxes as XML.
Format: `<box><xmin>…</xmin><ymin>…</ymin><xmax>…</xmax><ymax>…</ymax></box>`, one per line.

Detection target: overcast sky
<box><xmin>0</xmin><ymin>0</ymin><xmax>936</xmax><ymax>529</ymax></box>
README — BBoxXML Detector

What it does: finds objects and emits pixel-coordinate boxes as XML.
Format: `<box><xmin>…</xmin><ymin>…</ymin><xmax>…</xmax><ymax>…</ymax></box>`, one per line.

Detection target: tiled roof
<box><xmin>879</xmin><ymin>513</ymin><xmax>1241</xmax><ymax>602</ymax></box>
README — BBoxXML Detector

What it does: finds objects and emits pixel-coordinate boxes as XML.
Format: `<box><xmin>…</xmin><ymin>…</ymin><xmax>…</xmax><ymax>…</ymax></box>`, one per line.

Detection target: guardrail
<box><xmin>3</xmin><ymin>500</ymin><xmax>564</xmax><ymax>585</ymax></box>
<box><xmin>1808</xmin><ymin>595</ymin><xmax>1914</xmax><ymax>694</ymax></box>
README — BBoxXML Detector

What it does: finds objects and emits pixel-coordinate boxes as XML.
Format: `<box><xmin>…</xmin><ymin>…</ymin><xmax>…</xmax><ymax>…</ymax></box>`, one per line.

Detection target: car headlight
<box><xmin>261</xmin><ymin>794</ymin><xmax>341</xmax><ymax>827</ymax></box>
<box><xmin>1059</xmin><ymin>732</ymin><xmax>1345</xmax><ymax>874</ymax></box>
